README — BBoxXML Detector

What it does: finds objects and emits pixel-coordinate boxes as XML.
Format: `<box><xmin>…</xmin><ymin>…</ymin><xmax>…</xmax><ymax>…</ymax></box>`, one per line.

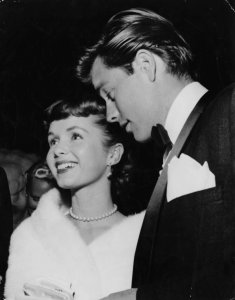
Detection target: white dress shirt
<box><xmin>160</xmin><ymin>82</ymin><xmax>208</xmax><ymax>165</ymax></box>
<box><xmin>165</xmin><ymin>82</ymin><xmax>208</xmax><ymax>145</ymax></box>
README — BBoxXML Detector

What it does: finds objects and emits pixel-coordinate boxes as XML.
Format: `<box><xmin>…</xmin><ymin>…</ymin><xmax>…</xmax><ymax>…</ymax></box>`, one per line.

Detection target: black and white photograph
<box><xmin>0</xmin><ymin>0</ymin><xmax>235</xmax><ymax>299</ymax></box>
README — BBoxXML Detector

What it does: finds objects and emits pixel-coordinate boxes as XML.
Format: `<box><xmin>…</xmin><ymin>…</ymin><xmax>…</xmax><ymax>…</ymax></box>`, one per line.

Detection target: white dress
<box><xmin>4</xmin><ymin>189</ymin><xmax>145</xmax><ymax>300</ymax></box>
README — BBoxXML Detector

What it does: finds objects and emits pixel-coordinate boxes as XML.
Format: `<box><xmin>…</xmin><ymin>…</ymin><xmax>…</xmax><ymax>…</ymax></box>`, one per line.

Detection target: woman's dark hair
<box><xmin>44</xmin><ymin>91</ymin><xmax>126</xmax><ymax>150</ymax></box>
<box><xmin>44</xmin><ymin>90</ymin><xmax>138</xmax><ymax>214</ymax></box>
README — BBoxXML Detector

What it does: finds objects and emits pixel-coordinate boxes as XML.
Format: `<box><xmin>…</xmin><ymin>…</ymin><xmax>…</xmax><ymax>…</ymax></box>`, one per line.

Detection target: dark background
<box><xmin>0</xmin><ymin>0</ymin><xmax>235</xmax><ymax>155</ymax></box>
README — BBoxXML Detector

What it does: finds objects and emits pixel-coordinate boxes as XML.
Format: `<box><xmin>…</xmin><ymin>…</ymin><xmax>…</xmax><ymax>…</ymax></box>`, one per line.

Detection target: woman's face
<box><xmin>47</xmin><ymin>115</ymin><xmax>111</xmax><ymax>190</ymax></box>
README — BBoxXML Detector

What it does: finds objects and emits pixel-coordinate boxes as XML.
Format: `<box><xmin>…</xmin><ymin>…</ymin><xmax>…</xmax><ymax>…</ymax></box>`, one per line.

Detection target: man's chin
<box><xmin>133</xmin><ymin>132</ymin><xmax>151</xmax><ymax>143</ymax></box>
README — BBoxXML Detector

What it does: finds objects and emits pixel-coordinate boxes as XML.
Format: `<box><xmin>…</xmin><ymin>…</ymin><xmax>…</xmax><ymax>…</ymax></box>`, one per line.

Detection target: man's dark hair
<box><xmin>77</xmin><ymin>8</ymin><xmax>195</xmax><ymax>83</ymax></box>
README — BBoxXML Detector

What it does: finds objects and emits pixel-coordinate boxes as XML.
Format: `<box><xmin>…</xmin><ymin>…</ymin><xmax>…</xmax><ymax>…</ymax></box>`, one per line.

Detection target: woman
<box><xmin>4</xmin><ymin>91</ymin><xmax>145</xmax><ymax>300</ymax></box>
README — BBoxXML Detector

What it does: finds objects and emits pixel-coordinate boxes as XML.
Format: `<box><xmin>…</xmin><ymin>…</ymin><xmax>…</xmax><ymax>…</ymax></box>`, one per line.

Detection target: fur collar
<box><xmin>5</xmin><ymin>189</ymin><xmax>145</xmax><ymax>300</ymax></box>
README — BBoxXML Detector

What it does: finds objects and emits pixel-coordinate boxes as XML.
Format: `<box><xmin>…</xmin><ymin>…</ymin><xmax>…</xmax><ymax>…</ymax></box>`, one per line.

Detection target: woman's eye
<box><xmin>48</xmin><ymin>139</ymin><xmax>58</xmax><ymax>147</ymax></box>
<box><xmin>72</xmin><ymin>133</ymin><xmax>82</xmax><ymax>141</ymax></box>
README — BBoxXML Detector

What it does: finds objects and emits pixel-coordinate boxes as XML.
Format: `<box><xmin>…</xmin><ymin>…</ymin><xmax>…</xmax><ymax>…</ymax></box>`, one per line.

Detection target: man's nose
<box><xmin>106</xmin><ymin>101</ymin><xmax>120</xmax><ymax>123</ymax></box>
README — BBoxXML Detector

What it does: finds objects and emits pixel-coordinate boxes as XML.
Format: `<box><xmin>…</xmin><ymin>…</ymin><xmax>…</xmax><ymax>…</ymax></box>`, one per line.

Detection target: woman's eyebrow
<box><xmin>66</xmin><ymin>125</ymin><xmax>89</xmax><ymax>133</ymax></box>
<box><xmin>47</xmin><ymin>131</ymin><xmax>55</xmax><ymax>138</ymax></box>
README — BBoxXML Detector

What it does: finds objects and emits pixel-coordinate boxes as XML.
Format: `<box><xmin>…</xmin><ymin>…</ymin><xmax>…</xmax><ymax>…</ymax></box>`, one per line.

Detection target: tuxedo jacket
<box><xmin>133</xmin><ymin>83</ymin><xmax>235</xmax><ymax>300</ymax></box>
<box><xmin>0</xmin><ymin>167</ymin><xmax>13</xmax><ymax>298</ymax></box>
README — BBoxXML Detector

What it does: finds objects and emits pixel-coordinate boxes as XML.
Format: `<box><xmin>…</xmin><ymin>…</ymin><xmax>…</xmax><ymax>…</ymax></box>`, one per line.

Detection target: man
<box><xmin>0</xmin><ymin>166</ymin><xmax>13</xmax><ymax>299</ymax></box>
<box><xmin>77</xmin><ymin>8</ymin><xmax>235</xmax><ymax>300</ymax></box>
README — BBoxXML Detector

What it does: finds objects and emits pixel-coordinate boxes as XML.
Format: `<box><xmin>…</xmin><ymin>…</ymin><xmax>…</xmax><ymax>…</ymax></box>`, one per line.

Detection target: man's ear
<box><xmin>107</xmin><ymin>143</ymin><xmax>124</xmax><ymax>166</ymax></box>
<box><xmin>133</xmin><ymin>49</ymin><xmax>156</xmax><ymax>82</ymax></box>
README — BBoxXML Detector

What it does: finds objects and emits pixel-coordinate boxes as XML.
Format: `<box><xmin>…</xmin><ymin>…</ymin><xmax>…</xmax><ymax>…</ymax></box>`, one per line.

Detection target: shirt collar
<box><xmin>164</xmin><ymin>82</ymin><xmax>208</xmax><ymax>144</ymax></box>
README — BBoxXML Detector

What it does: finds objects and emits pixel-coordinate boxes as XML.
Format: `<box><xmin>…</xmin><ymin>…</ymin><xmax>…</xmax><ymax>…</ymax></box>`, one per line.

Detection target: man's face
<box><xmin>91</xmin><ymin>56</ymin><xmax>159</xmax><ymax>142</ymax></box>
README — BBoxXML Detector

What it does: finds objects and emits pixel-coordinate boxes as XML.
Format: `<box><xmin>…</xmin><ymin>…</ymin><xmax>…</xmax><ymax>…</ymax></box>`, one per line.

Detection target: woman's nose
<box><xmin>106</xmin><ymin>101</ymin><xmax>120</xmax><ymax>123</ymax></box>
<box><xmin>54</xmin><ymin>142</ymin><xmax>69</xmax><ymax>157</ymax></box>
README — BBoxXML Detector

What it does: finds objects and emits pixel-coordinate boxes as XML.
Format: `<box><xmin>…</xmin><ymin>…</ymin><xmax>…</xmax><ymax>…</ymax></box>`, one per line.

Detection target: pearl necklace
<box><xmin>69</xmin><ymin>204</ymin><xmax>118</xmax><ymax>222</ymax></box>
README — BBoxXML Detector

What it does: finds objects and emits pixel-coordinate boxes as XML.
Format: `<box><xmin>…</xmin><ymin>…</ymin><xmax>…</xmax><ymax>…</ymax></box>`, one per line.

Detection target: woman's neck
<box><xmin>69</xmin><ymin>186</ymin><xmax>125</xmax><ymax>244</ymax></box>
<box><xmin>70</xmin><ymin>180</ymin><xmax>114</xmax><ymax>219</ymax></box>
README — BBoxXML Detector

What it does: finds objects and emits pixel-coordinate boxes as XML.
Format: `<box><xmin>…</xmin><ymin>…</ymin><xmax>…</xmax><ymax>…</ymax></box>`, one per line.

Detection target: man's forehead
<box><xmin>91</xmin><ymin>57</ymin><xmax>128</xmax><ymax>92</ymax></box>
<box><xmin>91</xmin><ymin>56</ymin><xmax>109</xmax><ymax>90</ymax></box>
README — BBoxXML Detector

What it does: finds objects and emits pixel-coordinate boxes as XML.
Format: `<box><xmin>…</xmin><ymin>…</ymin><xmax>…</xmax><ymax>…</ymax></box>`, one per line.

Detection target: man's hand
<box><xmin>100</xmin><ymin>288</ymin><xmax>137</xmax><ymax>300</ymax></box>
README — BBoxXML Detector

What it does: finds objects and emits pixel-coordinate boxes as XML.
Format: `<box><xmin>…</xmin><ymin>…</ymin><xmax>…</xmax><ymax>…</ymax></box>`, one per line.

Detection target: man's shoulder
<box><xmin>213</xmin><ymin>82</ymin><xmax>235</xmax><ymax>100</ymax></box>
<box><xmin>201</xmin><ymin>82</ymin><xmax>235</xmax><ymax>115</ymax></box>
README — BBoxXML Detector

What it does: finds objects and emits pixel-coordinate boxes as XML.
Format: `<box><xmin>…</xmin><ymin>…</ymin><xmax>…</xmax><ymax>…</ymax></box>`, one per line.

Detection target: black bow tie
<box><xmin>151</xmin><ymin>124</ymin><xmax>173</xmax><ymax>154</ymax></box>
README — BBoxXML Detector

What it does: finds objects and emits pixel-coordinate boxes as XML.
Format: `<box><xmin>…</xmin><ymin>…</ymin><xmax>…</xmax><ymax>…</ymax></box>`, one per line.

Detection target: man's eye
<box><xmin>105</xmin><ymin>91</ymin><xmax>115</xmax><ymax>102</ymax></box>
<box><xmin>107</xmin><ymin>93</ymin><xmax>115</xmax><ymax>102</ymax></box>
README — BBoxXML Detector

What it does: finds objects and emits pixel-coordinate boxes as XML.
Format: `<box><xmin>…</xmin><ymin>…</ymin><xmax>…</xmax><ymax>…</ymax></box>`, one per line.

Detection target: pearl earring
<box><xmin>107</xmin><ymin>163</ymin><xmax>112</xmax><ymax>180</ymax></box>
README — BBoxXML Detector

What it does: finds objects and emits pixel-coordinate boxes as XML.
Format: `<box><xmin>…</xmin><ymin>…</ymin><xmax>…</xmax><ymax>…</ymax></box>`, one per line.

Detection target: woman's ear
<box><xmin>133</xmin><ymin>49</ymin><xmax>156</xmax><ymax>82</ymax></box>
<box><xmin>107</xmin><ymin>143</ymin><xmax>124</xmax><ymax>166</ymax></box>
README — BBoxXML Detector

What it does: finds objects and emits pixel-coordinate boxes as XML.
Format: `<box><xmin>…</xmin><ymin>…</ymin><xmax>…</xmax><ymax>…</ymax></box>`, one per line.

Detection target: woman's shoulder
<box><xmin>9</xmin><ymin>216</ymin><xmax>35</xmax><ymax>256</ymax></box>
<box><xmin>35</xmin><ymin>188</ymin><xmax>68</xmax><ymax>216</ymax></box>
<box><xmin>10</xmin><ymin>188</ymin><xmax>69</xmax><ymax>245</ymax></box>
